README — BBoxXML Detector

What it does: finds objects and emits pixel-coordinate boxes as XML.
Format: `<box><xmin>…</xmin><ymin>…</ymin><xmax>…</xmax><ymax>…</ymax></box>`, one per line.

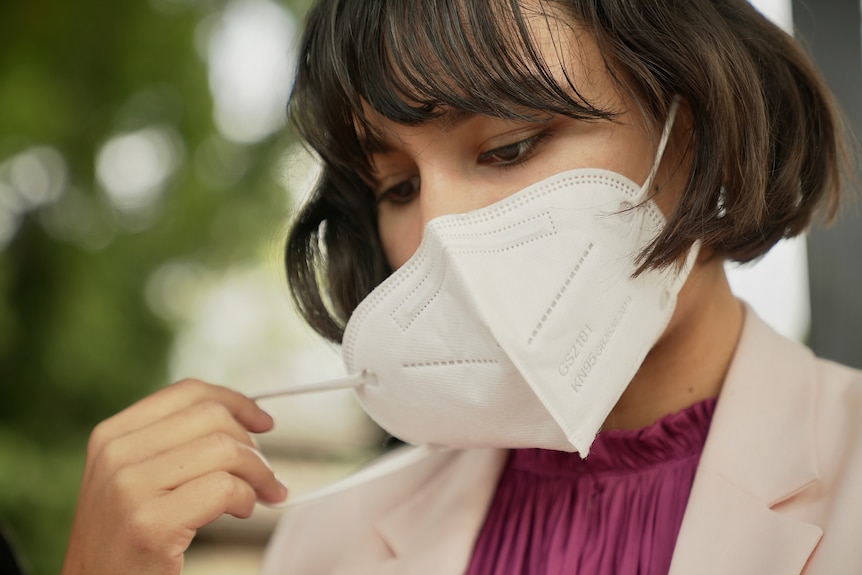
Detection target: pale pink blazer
<box><xmin>262</xmin><ymin>307</ymin><xmax>862</xmax><ymax>574</ymax></box>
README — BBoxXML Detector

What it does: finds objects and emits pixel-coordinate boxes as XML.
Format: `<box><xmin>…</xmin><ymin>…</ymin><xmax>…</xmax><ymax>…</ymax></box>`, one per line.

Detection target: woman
<box><xmin>63</xmin><ymin>1</ymin><xmax>862</xmax><ymax>574</ymax></box>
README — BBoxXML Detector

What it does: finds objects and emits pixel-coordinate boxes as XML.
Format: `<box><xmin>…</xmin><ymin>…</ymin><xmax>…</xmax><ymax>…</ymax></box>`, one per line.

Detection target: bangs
<box><xmin>290</xmin><ymin>0</ymin><xmax>614</xmax><ymax>178</ymax></box>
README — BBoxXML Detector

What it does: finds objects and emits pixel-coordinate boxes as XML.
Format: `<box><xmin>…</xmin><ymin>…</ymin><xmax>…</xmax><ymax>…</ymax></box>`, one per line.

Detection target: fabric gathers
<box><xmin>466</xmin><ymin>398</ymin><xmax>717</xmax><ymax>575</ymax></box>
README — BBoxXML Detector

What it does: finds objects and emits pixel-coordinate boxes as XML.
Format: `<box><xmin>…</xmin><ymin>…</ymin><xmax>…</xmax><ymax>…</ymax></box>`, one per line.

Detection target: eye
<box><xmin>478</xmin><ymin>132</ymin><xmax>551</xmax><ymax>167</ymax></box>
<box><xmin>377</xmin><ymin>175</ymin><xmax>420</xmax><ymax>206</ymax></box>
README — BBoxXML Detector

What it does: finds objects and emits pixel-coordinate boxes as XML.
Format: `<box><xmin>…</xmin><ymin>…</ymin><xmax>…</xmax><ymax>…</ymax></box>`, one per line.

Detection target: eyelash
<box><xmin>478</xmin><ymin>131</ymin><xmax>552</xmax><ymax>167</ymax></box>
<box><xmin>376</xmin><ymin>175</ymin><xmax>420</xmax><ymax>206</ymax></box>
<box><xmin>375</xmin><ymin>131</ymin><xmax>552</xmax><ymax>206</ymax></box>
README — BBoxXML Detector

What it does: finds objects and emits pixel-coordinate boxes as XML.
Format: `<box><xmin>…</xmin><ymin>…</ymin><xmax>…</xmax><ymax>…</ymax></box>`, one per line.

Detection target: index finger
<box><xmin>95</xmin><ymin>379</ymin><xmax>273</xmax><ymax>445</ymax></box>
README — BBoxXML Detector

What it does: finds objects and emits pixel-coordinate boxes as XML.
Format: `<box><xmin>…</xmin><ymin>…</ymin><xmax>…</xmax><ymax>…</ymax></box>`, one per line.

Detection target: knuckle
<box><xmin>110</xmin><ymin>465</ymin><xmax>142</xmax><ymax>502</ymax></box>
<box><xmin>88</xmin><ymin>419</ymin><xmax>115</xmax><ymax>455</ymax></box>
<box><xmin>190</xmin><ymin>400</ymin><xmax>244</xmax><ymax>439</ymax></box>
<box><xmin>233</xmin><ymin>493</ymin><xmax>257</xmax><ymax>519</ymax></box>
<box><xmin>208</xmin><ymin>432</ymin><xmax>243</xmax><ymax>463</ymax></box>
<box><xmin>209</xmin><ymin>472</ymin><xmax>255</xmax><ymax>518</ymax></box>
<box><xmin>172</xmin><ymin>377</ymin><xmax>209</xmax><ymax>398</ymax></box>
<box><xmin>197</xmin><ymin>399</ymin><xmax>232</xmax><ymax>424</ymax></box>
<box><xmin>210</xmin><ymin>471</ymin><xmax>241</xmax><ymax>500</ymax></box>
<box><xmin>93</xmin><ymin>436</ymin><xmax>128</xmax><ymax>475</ymax></box>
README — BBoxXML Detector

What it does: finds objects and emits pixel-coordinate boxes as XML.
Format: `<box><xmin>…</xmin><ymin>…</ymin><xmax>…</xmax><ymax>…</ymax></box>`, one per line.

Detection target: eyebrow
<box><xmin>359</xmin><ymin>108</ymin><xmax>477</xmax><ymax>156</ymax></box>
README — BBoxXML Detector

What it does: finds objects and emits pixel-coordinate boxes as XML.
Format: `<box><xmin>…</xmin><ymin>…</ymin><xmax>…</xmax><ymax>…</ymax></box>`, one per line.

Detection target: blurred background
<box><xmin>0</xmin><ymin>0</ymin><xmax>859</xmax><ymax>574</ymax></box>
<box><xmin>0</xmin><ymin>0</ymin><xmax>386</xmax><ymax>573</ymax></box>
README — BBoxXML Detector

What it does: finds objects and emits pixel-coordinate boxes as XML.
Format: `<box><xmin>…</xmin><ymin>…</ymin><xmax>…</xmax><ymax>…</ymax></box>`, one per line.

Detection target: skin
<box><xmin>368</xmin><ymin>23</ymin><xmax>744</xmax><ymax>431</ymax></box>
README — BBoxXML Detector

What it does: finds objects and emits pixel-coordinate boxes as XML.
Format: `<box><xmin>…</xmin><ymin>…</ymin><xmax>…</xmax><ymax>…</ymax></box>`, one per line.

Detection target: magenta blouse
<box><xmin>465</xmin><ymin>398</ymin><xmax>717</xmax><ymax>575</ymax></box>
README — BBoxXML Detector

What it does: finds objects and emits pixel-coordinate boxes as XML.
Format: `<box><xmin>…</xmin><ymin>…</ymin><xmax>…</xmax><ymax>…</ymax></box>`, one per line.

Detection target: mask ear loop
<box><xmin>636</xmin><ymin>96</ymin><xmax>701</xmax><ymax>280</ymax></box>
<box><xmin>264</xmin><ymin>444</ymin><xmax>444</xmax><ymax>508</ymax></box>
<box><xmin>248</xmin><ymin>369</ymin><xmax>376</xmax><ymax>400</ymax></box>
<box><xmin>638</xmin><ymin>95</ymin><xmax>682</xmax><ymax>203</ymax></box>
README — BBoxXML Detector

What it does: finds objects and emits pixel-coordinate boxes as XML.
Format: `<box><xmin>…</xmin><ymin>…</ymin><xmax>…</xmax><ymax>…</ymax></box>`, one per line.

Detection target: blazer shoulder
<box><xmin>809</xmin><ymin>354</ymin><xmax>862</xmax><ymax>468</ymax></box>
<box><xmin>813</xmin><ymin>355</ymin><xmax>862</xmax><ymax>391</ymax></box>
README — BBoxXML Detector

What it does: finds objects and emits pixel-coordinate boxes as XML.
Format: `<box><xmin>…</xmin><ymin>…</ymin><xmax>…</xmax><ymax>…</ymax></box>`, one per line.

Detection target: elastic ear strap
<box><xmin>265</xmin><ymin>444</ymin><xmax>445</xmax><ymax>508</ymax></box>
<box><xmin>249</xmin><ymin>370</ymin><xmax>372</xmax><ymax>400</ymax></box>
<box><xmin>640</xmin><ymin>96</ymin><xmax>682</xmax><ymax>200</ymax></box>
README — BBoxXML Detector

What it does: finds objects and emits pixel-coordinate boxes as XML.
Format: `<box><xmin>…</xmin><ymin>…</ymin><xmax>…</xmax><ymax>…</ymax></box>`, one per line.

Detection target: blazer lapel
<box><xmin>335</xmin><ymin>447</ymin><xmax>508</xmax><ymax>575</ymax></box>
<box><xmin>670</xmin><ymin>305</ymin><xmax>823</xmax><ymax>574</ymax></box>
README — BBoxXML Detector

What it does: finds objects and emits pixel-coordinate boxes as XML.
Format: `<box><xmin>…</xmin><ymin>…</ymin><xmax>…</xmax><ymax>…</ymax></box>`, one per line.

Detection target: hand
<box><xmin>62</xmin><ymin>379</ymin><xmax>287</xmax><ymax>575</ymax></box>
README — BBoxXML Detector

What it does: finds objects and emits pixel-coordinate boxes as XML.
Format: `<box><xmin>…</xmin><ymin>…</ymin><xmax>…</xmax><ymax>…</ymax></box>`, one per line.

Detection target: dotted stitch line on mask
<box><xmin>344</xmin><ymin>247</ymin><xmax>433</xmax><ymax>367</ymax></box>
<box><xmin>527</xmin><ymin>241</ymin><xmax>595</xmax><ymax>345</ymax></box>
<box><xmin>449</xmin><ymin>229</ymin><xmax>556</xmax><ymax>255</ymax></box>
<box><xmin>389</xmin><ymin>264</ymin><xmax>447</xmax><ymax>333</ymax></box>
<box><xmin>433</xmin><ymin>189</ymin><xmax>550</xmax><ymax>229</ymax></box>
<box><xmin>434</xmin><ymin>211</ymin><xmax>554</xmax><ymax>240</ymax></box>
<box><xmin>390</xmin><ymin>263</ymin><xmax>436</xmax><ymax>326</ymax></box>
<box><xmin>403</xmin><ymin>358</ymin><xmax>499</xmax><ymax>369</ymax></box>
<box><xmin>431</xmin><ymin>181</ymin><xmax>560</xmax><ymax>230</ymax></box>
<box><xmin>643</xmin><ymin>204</ymin><xmax>664</xmax><ymax>229</ymax></box>
<box><xmin>434</xmin><ymin>174</ymin><xmax>639</xmax><ymax>231</ymax></box>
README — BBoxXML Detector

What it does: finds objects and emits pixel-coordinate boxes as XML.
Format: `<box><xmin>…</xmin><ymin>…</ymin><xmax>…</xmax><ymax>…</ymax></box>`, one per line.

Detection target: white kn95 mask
<box><xmin>340</xmin><ymin>98</ymin><xmax>698</xmax><ymax>456</ymax></box>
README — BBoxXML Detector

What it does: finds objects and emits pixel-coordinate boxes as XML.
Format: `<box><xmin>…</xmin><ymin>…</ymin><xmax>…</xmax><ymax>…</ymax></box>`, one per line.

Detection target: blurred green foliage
<box><xmin>0</xmin><ymin>0</ymin><xmax>312</xmax><ymax>573</ymax></box>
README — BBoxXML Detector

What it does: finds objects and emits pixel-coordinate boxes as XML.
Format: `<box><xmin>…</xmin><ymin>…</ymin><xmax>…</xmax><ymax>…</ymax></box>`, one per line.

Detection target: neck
<box><xmin>601</xmin><ymin>259</ymin><xmax>744</xmax><ymax>431</ymax></box>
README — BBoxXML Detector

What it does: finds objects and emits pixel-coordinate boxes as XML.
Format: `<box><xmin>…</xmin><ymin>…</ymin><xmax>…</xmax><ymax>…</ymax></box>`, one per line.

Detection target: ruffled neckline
<box><xmin>510</xmin><ymin>398</ymin><xmax>717</xmax><ymax>476</ymax></box>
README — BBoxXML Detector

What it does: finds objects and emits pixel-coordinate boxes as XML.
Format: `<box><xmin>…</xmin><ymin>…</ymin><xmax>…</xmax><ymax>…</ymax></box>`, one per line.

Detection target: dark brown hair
<box><xmin>285</xmin><ymin>0</ymin><xmax>848</xmax><ymax>342</ymax></box>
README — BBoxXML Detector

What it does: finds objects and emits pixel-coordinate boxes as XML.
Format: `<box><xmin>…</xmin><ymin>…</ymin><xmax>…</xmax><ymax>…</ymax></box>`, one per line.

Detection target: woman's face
<box><xmin>350</xmin><ymin>8</ymin><xmax>739</xmax><ymax>431</ymax></box>
<box><xmin>365</xmin><ymin>24</ymin><xmax>688</xmax><ymax>269</ymax></box>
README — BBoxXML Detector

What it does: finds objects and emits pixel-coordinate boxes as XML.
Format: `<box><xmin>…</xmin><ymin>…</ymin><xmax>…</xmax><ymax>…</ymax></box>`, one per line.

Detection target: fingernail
<box><xmin>259</xmin><ymin>408</ymin><xmax>275</xmax><ymax>426</ymax></box>
<box><xmin>276</xmin><ymin>479</ymin><xmax>289</xmax><ymax>499</ymax></box>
